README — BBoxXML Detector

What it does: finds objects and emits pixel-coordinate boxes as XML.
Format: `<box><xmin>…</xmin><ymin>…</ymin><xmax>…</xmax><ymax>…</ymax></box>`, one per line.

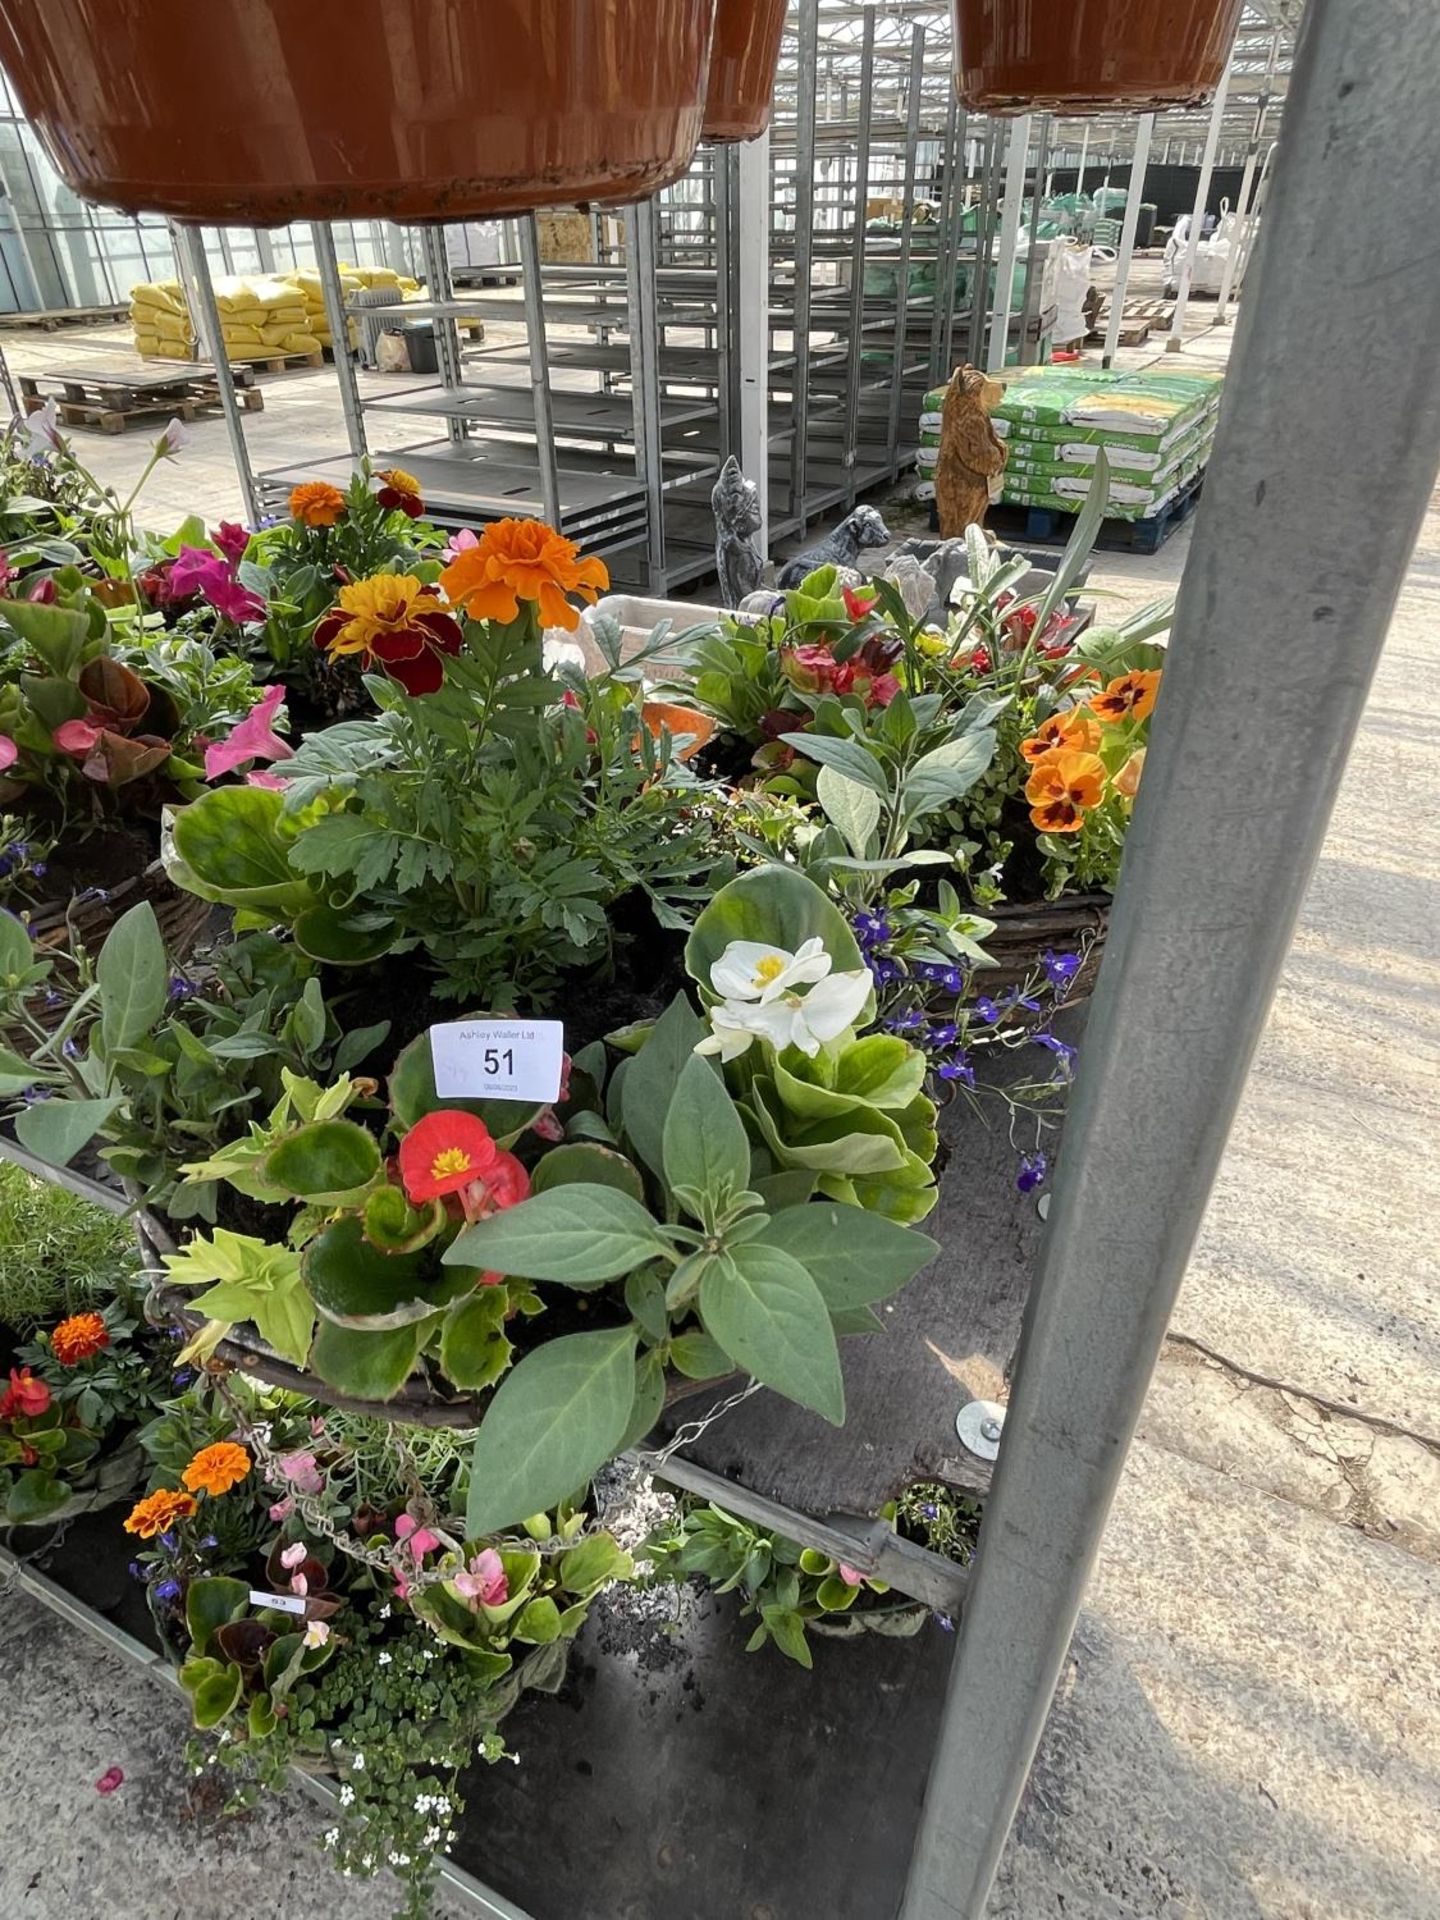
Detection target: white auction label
<box><xmin>429</xmin><ymin>1019</ymin><xmax>565</xmax><ymax>1104</ymax></box>
<box><xmin>250</xmin><ymin>1589</ymin><xmax>307</xmax><ymax>1616</ymax></box>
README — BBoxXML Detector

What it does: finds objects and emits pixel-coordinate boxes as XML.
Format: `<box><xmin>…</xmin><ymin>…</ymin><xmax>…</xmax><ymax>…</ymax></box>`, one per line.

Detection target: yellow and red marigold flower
<box><xmin>1025</xmin><ymin>749</ymin><xmax>1107</xmax><ymax>834</ymax></box>
<box><xmin>1089</xmin><ymin>669</ymin><xmax>1161</xmax><ymax>725</ymax></box>
<box><xmin>314</xmin><ymin>572</ymin><xmax>464</xmax><ymax>696</ymax></box>
<box><xmin>50</xmin><ymin>1311</ymin><xmax>110</xmax><ymax>1366</ymax></box>
<box><xmin>439</xmin><ymin>517</ymin><xmax>609</xmax><ymax>633</ymax></box>
<box><xmin>375</xmin><ymin>466</ymin><xmax>424</xmax><ymax>518</ymax></box>
<box><xmin>1019</xmin><ymin>707</ymin><xmax>1103</xmax><ymax>763</ymax></box>
<box><xmin>181</xmin><ymin>1441</ymin><xmax>253</xmax><ymax>1497</ymax></box>
<box><xmin>123</xmin><ymin>1486</ymin><xmax>198</xmax><ymax>1538</ymax></box>
<box><xmin>289</xmin><ymin>481</ymin><xmax>347</xmax><ymax>529</ymax></box>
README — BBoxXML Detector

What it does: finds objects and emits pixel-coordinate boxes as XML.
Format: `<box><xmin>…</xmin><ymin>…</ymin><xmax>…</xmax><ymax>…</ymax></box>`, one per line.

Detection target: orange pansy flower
<box><xmin>123</xmin><ymin>1487</ymin><xmax>198</xmax><ymax>1538</ymax></box>
<box><xmin>50</xmin><ymin>1311</ymin><xmax>110</xmax><ymax>1366</ymax></box>
<box><xmin>440</xmin><ymin>518</ymin><xmax>609</xmax><ymax>633</ymax></box>
<box><xmin>1113</xmin><ymin>746</ymin><xmax>1147</xmax><ymax>800</ymax></box>
<box><xmin>1025</xmin><ymin>749</ymin><xmax>1106</xmax><ymax>834</ymax></box>
<box><xmin>182</xmin><ymin>1441</ymin><xmax>254</xmax><ymax>1497</ymax></box>
<box><xmin>1090</xmin><ymin>669</ymin><xmax>1161</xmax><ymax>725</ymax></box>
<box><xmin>1019</xmin><ymin>707</ymin><xmax>1103</xmax><ymax>763</ymax></box>
<box><xmin>289</xmin><ymin>481</ymin><xmax>347</xmax><ymax>528</ymax></box>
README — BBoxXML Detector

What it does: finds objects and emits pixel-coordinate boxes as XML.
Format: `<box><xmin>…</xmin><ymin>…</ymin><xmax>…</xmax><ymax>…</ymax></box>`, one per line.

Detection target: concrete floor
<box><xmin>1</xmin><ymin>308</ymin><xmax>1437</xmax><ymax>1919</ymax></box>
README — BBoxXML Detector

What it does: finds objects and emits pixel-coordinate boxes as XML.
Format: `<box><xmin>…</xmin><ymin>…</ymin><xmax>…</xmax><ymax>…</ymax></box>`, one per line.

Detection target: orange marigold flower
<box><xmin>290</xmin><ymin>481</ymin><xmax>347</xmax><ymax>528</ymax></box>
<box><xmin>182</xmin><ymin>1441</ymin><xmax>254</xmax><ymax>1497</ymax></box>
<box><xmin>1113</xmin><ymin>746</ymin><xmax>1147</xmax><ymax>801</ymax></box>
<box><xmin>1019</xmin><ymin>707</ymin><xmax>1102</xmax><ymax>763</ymax></box>
<box><xmin>1089</xmin><ymin>669</ymin><xmax>1161</xmax><ymax>725</ymax></box>
<box><xmin>440</xmin><ymin>517</ymin><xmax>609</xmax><ymax>633</ymax></box>
<box><xmin>1025</xmin><ymin>749</ymin><xmax>1107</xmax><ymax>834</ymax></box>
<box><xmin>123</xmin><ymin>1486</ymin><xmax>198</xmax><ymax>1538</ymax></box>
<box><xmin>50</xmin><ymin>1311</ymin><xmax>110</xmax><ymax>1366</ymax></box>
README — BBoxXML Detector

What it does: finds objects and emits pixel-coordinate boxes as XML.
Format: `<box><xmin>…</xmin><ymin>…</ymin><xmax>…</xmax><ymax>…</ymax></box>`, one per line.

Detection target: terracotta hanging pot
<box><xmin>952</xmin><ymin>0</ymin><xmax>1245</xmax><ymax>113</ymax></box>
<box><xmin>0</xmin><ymin>0</ymin><xmax>719</xmax><ymax>224</ymax></box>
<box><xmin>702</xmin><ymin>0</ymin><xmax>789</xmax><ymax>143</ymax></box>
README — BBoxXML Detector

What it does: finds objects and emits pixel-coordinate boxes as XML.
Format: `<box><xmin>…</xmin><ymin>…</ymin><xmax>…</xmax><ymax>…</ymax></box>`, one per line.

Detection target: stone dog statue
<box><xmin>711</xmin><ymin>455</ymin><xmax>765</xmax><ymax>608</ymax></box>
<box><xmin>935</xmin><ymin>363</ymin><xmax>1007</xmax><ymax>539</ymax></box>
<box><xmin>775</xmin><ymin>504</ymin><xmax>890</xmax><ymax>590</ymax></box>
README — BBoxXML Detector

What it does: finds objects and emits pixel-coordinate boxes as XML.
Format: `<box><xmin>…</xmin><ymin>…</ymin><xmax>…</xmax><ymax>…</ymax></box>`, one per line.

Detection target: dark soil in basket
<box><xmin>22</xmin><ymin>814</ymin><xmax>158</xmax><ymax>913</ymax></box>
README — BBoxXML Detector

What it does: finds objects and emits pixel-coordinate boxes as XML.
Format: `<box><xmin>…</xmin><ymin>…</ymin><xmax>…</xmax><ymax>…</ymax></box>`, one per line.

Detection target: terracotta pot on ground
<box><xmin>952</xmin><ymin>0</ymin><xmax>1245</xmax><ymax>113</ymax></box>
<box><xmin>702</xmin><ymin>0</ymin><xmax>789</xmax><ymax>142</ymax></box>
<box><xmin>0</xmin><ymin>0</ymin><xmax>718</xmax><ymax>223</ymax></box>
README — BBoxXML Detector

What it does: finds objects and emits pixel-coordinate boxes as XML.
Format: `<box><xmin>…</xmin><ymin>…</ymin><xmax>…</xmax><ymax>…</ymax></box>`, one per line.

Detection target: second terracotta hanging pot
<box><xmin>0</xmin><ymin>0</ymin><xmax>718</xmax><ymax>224</ymax></box>
<box><xmin>702</xmin><ymin>0</ymin><xmax>789</xmax><ymax>142</ymax></box>
<box><xmin>952</xmin><ymin>0</ymin><xmax>1245</xmax><ymax>113</ymax></box>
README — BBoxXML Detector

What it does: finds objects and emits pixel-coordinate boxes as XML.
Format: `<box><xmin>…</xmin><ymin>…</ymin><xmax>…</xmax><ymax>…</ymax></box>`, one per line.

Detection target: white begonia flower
<box><xmin>697</xmin><ymin>964</ymin><xmax>872</xmax><ymax>1062</ymax></box>
<box><xmin>710</xmin><ymin>936</ymin><xmax>830</xmax><ymax>1005</ymax></box>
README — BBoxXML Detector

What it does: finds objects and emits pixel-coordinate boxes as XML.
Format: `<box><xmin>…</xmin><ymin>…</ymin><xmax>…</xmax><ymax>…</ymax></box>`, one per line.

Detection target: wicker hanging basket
<box><xmin>975</xmin><ymin>890</ymin><xmax>1110</xmax><ymax>1006</ymax></box>
<box><xmin>952</xmin><ymin>0</ymin><xmax>1245</xmax><ymax>113</ymax></box>
<box><xmin>0</xmin><ymin>0</ymin><xmax>719</xmax><ymax>223</ymax></box>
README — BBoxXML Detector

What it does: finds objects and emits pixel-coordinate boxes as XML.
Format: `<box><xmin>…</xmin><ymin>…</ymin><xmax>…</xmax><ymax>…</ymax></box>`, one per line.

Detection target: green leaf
<box><xmin>0</xmin><ymin>594</ymin><xmax>89</xmax><ymax>673</ymax></box>
<box><xmin>558</xmin><ymin>1531</ymin><xmax>634</xmax><ymax>1597</ymax></box>
<box><xmin>309</xmin><ymin>1317</ymin><xmax>430</xmax><ymax>1400</ymax></box>
<box><xmin>830</xmin><ymin>1304</ymin><xmax>886</xmax><ymax>1336</ymax></box>
<box><xmin>662</xmin><ymin>1053</ymin><xmax>749</xmax><ymax>1217</ymax></box>
<box><xmin>94</xmin><ymin>903</ymin><xmax>168</xmax><ymax>1056</ymax></box>
<box><xmin>438</xmin><ymin>1287</ymin><xmax>514</xmax><ymax>1390</ymax></box>
<box><xmin>291</xmin><ymin>903</ymin><xmax>397</xmax><ymax>967</ymax></box>
<box><xmin>264</xmin><ymin>1118</ymin><xmax>381</xmax><ymax>1203</ymax></box>
<box><xmin>465</xmin><ymin>1327</ymin><xmax>638</xmax><ymax>1535</ymax></box>
<box><xmin>623</xmin><ymin>1265</ymin><xmax>670</xmax><ymax>1343</ymax></box>
<box><xmin>617</xmin><ymin>1348</ymin><xmax>666</xmax><ymax>1450</ymax></box>
<box><xmin>513</xmin><ymin>1596</ymin><xmax>563</xmax><ymax>1644</ymax></box>
<box><xmin>620</xmin><ymin>990</ymin><xmax>706</xmax><ymax>1181</ymax></box>
<box><xmin>4</xmin><ymin>1469</ymin><xmax>72</xmax><ymax>1526</ymax></box>
<box><xmin>530</xmin><ymin>1141</ymin><xmax>644</xmax><ymax>1203</ymax></box>
<box><xmin>0</xmin><ymin>911</ymin><xmax>35</xmax><ymax>985</ymax></box>
<box><xmin>816</xmin><ymin>763</ymin><xmax>881</xmax><ymax>856</ymax></box>
<box><xmin>168</xmin><ymin>786</ymin><xmax>317</xmax><ymax>918</ymax></box>
<box><xmin>444</xmin><ymin>1185</ymin><xmax>668</xmax><ymax>1286</ymax></box>
<box><xmin>699</xmin><ymin>1244</ymin><xmax>844</xmax><ymax>1423</ymax></box>
<box><xmin>362</xmin><ymin>1185</ymin><xmax>443</xmax><ymax>1255</ymax></box>
<box><xmin>762</xmin><ymin>1603</ymin><xmax>814</xmax><ymax>1669</ymax></box>
<box><xmin>13</xmin><ymin>1094</ymin><xmax>123</xmax><ymax>1168</ymax></box>
<box><xmin>756</xmin><ymin>1203</ymin><xmax>937</xmax><ymax>1309</ymax></box>
<box><xmin>185</xmin><ymin>1577</ymin><xmax>250</xmax><ymax>1660</ymax></box>
<box><xmin>831</xmin><ymin>1034</ymin><xmax>928</xmax><ymax>1109</ymax></box>
<box><xmin>905</xmin><ymin>728</ymin><xmax>998</xmax><ymax>820</ymax></box>
<box><xmin>191</xmin><ymin>1665</ymin><xmax>246</xmax><ymax>1730</ymax></box>
<box><xmin>304</xmin><ymin>1215</ymin><xmax>467</xmax><ymax>1328</ymax></box>
<box><xmin>685</xmin><ymin>865</ymin><xmax>865</xmax><ymax>995</ymax></box>
<box><xmin>779</xmin><ymin>730</ymin><xmax>888</xmax><ymax>796</ymax></box>
<box><xmin>667</xmin><ymin>1328</ymin><xmax>735</xmax><ymax>1380</ymax></box>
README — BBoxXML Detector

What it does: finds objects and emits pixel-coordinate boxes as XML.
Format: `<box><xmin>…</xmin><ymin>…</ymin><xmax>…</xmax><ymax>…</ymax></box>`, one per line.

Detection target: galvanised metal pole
<box><xmin>899</xmin><ymin>1</ymin><xmax>1440</xmax><ymax>1914</ymax></box>
<box><xmin>1102</xmin><ymin>114</ymin><xmax>1153</xmax><ymax>368</ymax></box>
<box><xmin>985</xmin><ymin>114</ymin><xmax>1029</xmax><ymax>373</ymax></box>
<box><xmin>171</xmin><ymin>223</ymin><xmax>261</xmax><ymax>524</ymax></box>
<box><xmin>310</xmin><ymin>222</ymin><xmax>367</xmax><ymax>460</ymax></box>
<box><xmin>1216</xmin><ymin>30</ymin><xmax>1282</xmax><ymax>325</ymax></box>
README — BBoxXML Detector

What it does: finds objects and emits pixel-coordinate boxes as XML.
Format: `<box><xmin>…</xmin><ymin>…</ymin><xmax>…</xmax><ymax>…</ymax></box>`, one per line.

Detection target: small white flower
<box><xmin>378</xmin><ymin>1604</ymin><xmax>391</xmax><ymax>1621</ymax></box>
<box><xmin>339</xmin><ymin>1785</ymin><xmax>354</xmax><ymax>1807</ymax></box>
<box><xmin>377</xmin><ymin>1651</ymin><xmax>392</xmax><ymax>1666</ymax></box>
<box><xmin>26</xmin><ymin>398</ymin><xmax>62</xmax><ymax>456</ymax></box>
<box><xmin>323</xmin><ymin>1827</ymin><xmax>339</xmax><ymax>1849</ymax></box>
<box><xmin>351</xmin><ymin>1753</ymin><xmax>365</xmax><ymax>1772</ymax></box>
<box><xmin>304</xmin><ymin>1619</ymin><xmax>330</xmax><ymax>1649</ymax></box>
<box><xmin>423</xmin><ymin>1825</ymin><xmax>442</xmax><ymax>1847</ymax></box>
<box><xmin>155</xmin><ymin>415</ymin><xmax>187</xmax><ymax>457</ymax></box>
<box><xmin>710</xmin><ymin>936</ymin><xmax>830</xmax><ymax>1005</ymax></box>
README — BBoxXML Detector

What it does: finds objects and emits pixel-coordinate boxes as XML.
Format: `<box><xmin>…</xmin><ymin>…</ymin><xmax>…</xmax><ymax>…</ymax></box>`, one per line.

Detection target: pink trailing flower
<box><xmin>0</xmin><ymin>737</ymin><xmax>16</xmax><ymax>773</ymax></box>
<box><xmin>837</xmin><ymin>1563</ymin><xmax>865</xmax><ymax>1588</ymax></box>
<box><xmin>275</xmin><ymin>1449</ymin><xmax>323</xmax><ymax>1495</ymax></box>
<box><xmin>54</xmin><ymin>718</ymin><xmax>102</xmax><ymax>756</ymax></box>
<box><xmin>27</xmin><ymin>577</ymin><xmax>56</xmax><ymax>604</ymax></box>
<box><xmin>531</xmin><ymin>1106</ymin><xmax>564</xmax><ymax>1143</ymax></box>
<box><xmin>280</xmin><ymin>1541</ymin><xmax>310</xmax><ymax>1570</ymax></box>
<box><xmin>268</xmin><ymin>1496</ymin><xmax>295</xmax><ymax>1523</ymax></box>
<box><xmin>453</xmin><ymin>1547</ymin><xmax>508</xmax><ymax>1609</ymax></box>
<box><xmin>212</xmin><ymin>521</ymin><xmax>250</xmax><ymax>567</ymax></box>
<box><xmin>0</xmin><ymin>553</ymin><xmax>13</xmax><ymax>594</ymax></box>
<box><xmin>443</xmin><ymin>527</ymin><xmax>479</xmax><ymax>558</ymax></box>
<box><xmin>203</xmin><ymin>684</ymin><xmax>294</xmax><ymax>781</ymax></box>
<box><xmin>94</xmin><ymin>1767</ymin><xmax>124</xmax><ymax>1795</ymax></box>
<box><xmin>170</xmin><ymin>546</ymin><xmax>265</xmax><ymax>625</ymax></box>
<box><xmin>394</xmin><ymin>1510</ymin><xmax>442</xmax><ymax>1559</ymax></box>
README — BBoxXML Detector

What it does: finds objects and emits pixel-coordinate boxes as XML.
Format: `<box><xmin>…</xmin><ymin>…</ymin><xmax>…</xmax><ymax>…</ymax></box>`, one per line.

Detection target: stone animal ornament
<box><xmin>775</xmin><ymin>504</ymin><xmax>891</xmax><ymax>590</ymax></box>
<box><xmin>711</xmin><ymin>455</ymin><xmax>765</xmax><ymax>608</ymax></box>
<box><xmin>935</xmin><ymin>364</ymin><xmax>1007</xmax><ymax>539</ymax></box>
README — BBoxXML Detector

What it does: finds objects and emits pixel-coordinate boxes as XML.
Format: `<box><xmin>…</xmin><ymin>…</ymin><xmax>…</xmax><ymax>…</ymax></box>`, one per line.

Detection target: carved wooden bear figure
<box><xmin>936</xmin><ymin>363</ymin><xmax>1007</xmax><ymax>539</ymax></box>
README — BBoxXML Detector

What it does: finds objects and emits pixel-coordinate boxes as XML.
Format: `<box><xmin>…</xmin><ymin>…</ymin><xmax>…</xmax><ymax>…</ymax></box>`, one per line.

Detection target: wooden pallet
<box><xmin>1087</xmin><ymin>295</ymin><xmax>1175</xmax><ymax>347</ymax></box>
<box><xmin>21</xmin><ymin>367</ymin><xmax>264</xmax><ymax>434</ymax></box>
<box><xmin>237</xmin><ymin>348</ymin><xmax>325</xmax><ymax>372</ymax></box>
<box><xmin>0</xmin><ymin>303</ymin><xmax>127</xmax><ymax>330</ymax></box>
<box><xmin>988</xmin><ymin>470</ymin><xmax>1206</xmax><ymax>556</ymax></box>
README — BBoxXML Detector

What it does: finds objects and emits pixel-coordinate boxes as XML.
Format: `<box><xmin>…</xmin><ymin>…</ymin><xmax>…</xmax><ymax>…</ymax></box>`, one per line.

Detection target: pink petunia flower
<box><xmin>246</xmin><ymin>770</ymin><xmax>289</xmax><ymax>791</ymax></box>
<box><xmin>212</xmin><ymin>521</ymin><xmax>250</xmax><ymax>567</ymax></box>
<box><xmin>0</xmin><ymin>736</ymin><xmax>16</xmax><ymax>772</ymax></box>
<box><xmin>170</xmin><ymin>546</ymin><xmax>265</xmax><ymax>625</ymax></box>
<box><xmin>94</xmin><ymin>1767</ymin><xmax>124</xmax><ymax>1795</ymax></box>
<box><xmin>203</xmin><ymin>685</ymin><xmax>294</xmax><ymax>781</ymax></box>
